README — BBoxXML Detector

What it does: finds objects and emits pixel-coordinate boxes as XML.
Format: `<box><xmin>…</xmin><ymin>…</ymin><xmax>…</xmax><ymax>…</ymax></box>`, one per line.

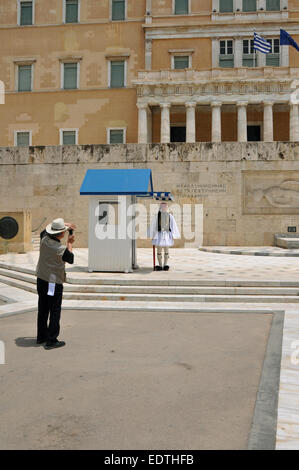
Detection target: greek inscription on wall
<box><xmin>175</xmin><ymin>183</ymin><xmax>227</xmax><ymax>198</ymax></box>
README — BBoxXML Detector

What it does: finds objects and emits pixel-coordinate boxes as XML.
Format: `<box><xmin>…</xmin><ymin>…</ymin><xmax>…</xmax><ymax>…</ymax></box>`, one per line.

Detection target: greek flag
<box><xmin>253</xmin><ymin>32</ymin><xmax>271</xmax><ymax>53</ymax></box>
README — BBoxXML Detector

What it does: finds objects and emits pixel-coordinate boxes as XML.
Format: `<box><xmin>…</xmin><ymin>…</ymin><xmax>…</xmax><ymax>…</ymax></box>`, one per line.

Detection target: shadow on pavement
<box><xmin>15</xmin><ymin>337</ymin><xmax>41</xmax><ymax>348</ymax></box>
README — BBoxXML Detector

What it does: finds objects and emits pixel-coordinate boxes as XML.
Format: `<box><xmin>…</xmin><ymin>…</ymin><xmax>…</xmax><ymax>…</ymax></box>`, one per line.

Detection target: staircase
<box><xmin>31</xmin><ymin>234</ymin><xmax>40</xmax><ymax>251</ymax></box>
<box><xmin>1</xmin><ymin>263</ymin><xmax>299</xmax><ymax>305</ymax></box>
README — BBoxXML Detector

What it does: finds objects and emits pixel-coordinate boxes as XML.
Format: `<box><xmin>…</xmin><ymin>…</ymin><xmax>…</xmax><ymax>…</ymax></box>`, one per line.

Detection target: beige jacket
<box><xmin>36</xmin><ymin>234</ymin><xmax>67</xmax><ymax>285</ymax></box>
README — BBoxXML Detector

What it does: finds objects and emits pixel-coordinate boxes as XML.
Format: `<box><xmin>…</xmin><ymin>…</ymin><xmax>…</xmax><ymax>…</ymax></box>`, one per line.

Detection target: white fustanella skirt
<box><xmin>152</xmin><ymin>231</ymin><xmax>174</xmax><ymax>247</ymax></box>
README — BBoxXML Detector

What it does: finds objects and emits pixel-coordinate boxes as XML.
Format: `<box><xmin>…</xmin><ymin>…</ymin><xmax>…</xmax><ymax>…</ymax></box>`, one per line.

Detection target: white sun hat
<box><xmin>46</xmin><ymin>218</ymin><xmax>68</xmax><ymax>235</ymax></box>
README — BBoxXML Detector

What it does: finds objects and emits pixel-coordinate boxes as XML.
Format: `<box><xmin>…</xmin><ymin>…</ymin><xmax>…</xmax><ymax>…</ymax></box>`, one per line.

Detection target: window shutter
<box><xmin>266</xmin><ymin>54</ymin><xmax>280</xmax><ymax>66</ymax></box>
<box><xmin>219</xmin><ymin>55</ymin><xmax>234</xmax><ymax>68</ymax></box>
<box><xmin>64</xmin><ymin>63</ymin><xmax>78</xmax><ymax>89</ymax></box>
<box><xmin>110</xmin><ymin>61</ymin><xmax>125</xmax><ymax>88</ymax></box>
<box><xmin>63</xmin><ymin>131</ymin><xmax>76</xmax><ymax>145</ymax></box>
<box><xmin>110</xmin><ymin>130</ymin><xmax>124</xmax><ymax>144</ymax></box>
<box><xmin>20</xmin><ymin>1</ymin><xmax>33</xmax><ymax>25</ymax></box>
<box><xmin>174</xmin><ymin>56</ymin><xmax>189</xmax><ymax>69</ymax></box>
<box><xmin>266</xmin><ymin>0</ymin><xmax>280</xmax><ymax>10</ymax></box>
<box><xmin>219</xmin><ymin>0</ymin><xmax>233</xmax><ymax>13</ymax></box>
<box><xmin>242</xmin><ymin>56</ymin><xmax>255</xmax><ymax>67</ymax></box>
<box><xmin>243</xmin><ymin>0</ymin><xmax>257</xmax><ymax>12</ymax></box>
<box><xmin>112</xmin><ymin>0</ymin><xmax>125</xmax><ymax>20</ymax></box>
<box><xmin>175</xmin><ymin>0</ymin><xmax>189</xmax><ymax>15</ymax></box>
<box><xmin>18</xmin><ymin>65</ymin><xmax>32</xmax><ymax>91</ymax></box>
<box><xmin>65</xmin><ymin>0</ymin><xmax>79</xmax><ymax>23</ymax></box>
<box><xmin>17</xmin><ymin>132</ymin><xmax>30</xmax><ymax>146</ymax></box>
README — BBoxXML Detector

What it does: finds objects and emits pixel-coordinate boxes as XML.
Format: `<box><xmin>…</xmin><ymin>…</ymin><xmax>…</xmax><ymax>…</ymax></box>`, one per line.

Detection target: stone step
<box><xmin>1</xmin><ymin>267</ymin><xmax>299</xmax><ymax>296</ymax></box>
<box><xmin>2</xmin><ymin>261</ymin><xmax>299</xmax><ymax>288</ymax></box>
<box><xmin>0</xmin><ymin>275</ymin><xmax>36</xmax><ymax>294</ymax></box>
<box><xmin>1</xmin><ymin>274</ymin><xmax>299</xmax><ymax>304</ymax></box>
<box><xmin>0</xmin><ymin>268</ymin><xmax>36</xmax><ymax>285</ymax></box>
<box><xmin>275</xmin><ymin>236</ymin><xmax>299</xmax><ymax>249</ymax></box>
<box><xmin>61</xmin><ymin>292</ymin><xmax>299</xmax><ymax>303</ymax></box>
<box><xmin>31</xmin><ymin>236</ymin><xmax>40</xmax><ymax>251</ymax></box>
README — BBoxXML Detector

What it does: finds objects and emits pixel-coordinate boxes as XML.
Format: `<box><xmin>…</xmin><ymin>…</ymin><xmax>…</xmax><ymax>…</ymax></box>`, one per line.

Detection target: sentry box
<box><xmin>80</xmin><ymin>168</ymin><xmax>172</xmax><ymax>273</ymax></box>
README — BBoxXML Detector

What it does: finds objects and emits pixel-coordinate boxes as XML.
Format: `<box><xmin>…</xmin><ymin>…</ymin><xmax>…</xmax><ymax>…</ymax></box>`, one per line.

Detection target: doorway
<box><xmin>171</xmin><ymin>126</ymin><xmax>186</xmax><ymax>142</ymax></box>
<box><xmin>247</xmin><ymin>125</ymin><xmax>261</xmax><ymax>142</ymax></box>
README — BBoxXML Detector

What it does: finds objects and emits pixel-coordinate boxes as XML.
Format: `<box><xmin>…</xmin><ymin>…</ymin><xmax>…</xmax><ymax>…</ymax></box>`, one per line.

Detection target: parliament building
<box><xmin>0</xmin><ymin>0</ymin><xmax>299</xmax><ymax>147</ymax></box>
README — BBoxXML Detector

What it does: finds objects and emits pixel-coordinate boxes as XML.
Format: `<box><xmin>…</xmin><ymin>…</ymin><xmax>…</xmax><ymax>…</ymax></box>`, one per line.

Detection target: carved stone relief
<box><xmin>243</xmin><ymin>171</ymin><xmax>299</xmax><ymax>214</ymax></box>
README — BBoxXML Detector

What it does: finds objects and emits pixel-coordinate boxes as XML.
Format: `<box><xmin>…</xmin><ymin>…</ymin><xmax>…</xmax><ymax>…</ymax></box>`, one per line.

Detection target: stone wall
<box><xmin>1</xmin><ymin>142</ymin><xmax>299</xmax><ymax>247</ymax></box>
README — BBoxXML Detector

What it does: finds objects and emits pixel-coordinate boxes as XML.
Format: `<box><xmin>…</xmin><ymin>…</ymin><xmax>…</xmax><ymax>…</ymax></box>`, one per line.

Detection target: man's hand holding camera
<box><xmin>65</xmin><ymin>222</ymin><xmax>76</xmax><ymax>251</ymax></box>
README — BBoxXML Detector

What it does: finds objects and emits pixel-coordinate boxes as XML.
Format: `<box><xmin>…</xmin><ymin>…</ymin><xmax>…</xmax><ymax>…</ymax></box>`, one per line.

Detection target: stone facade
<box><xmin>0</xmin><ymin>1</ymin><xmax>299</xmax><ymax>146</ymax></box>
<box><xmin>1</xmin><ymin>143</ymin><xmax>299</xmax><ymax>247</ymax></box>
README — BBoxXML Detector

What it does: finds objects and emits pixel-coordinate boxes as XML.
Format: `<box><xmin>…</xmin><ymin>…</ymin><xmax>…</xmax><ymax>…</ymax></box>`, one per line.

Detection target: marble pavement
<box><xmin>0</xmin><ymin>247</ymin><xmax>299</xmax><ymax>449</ymax></box>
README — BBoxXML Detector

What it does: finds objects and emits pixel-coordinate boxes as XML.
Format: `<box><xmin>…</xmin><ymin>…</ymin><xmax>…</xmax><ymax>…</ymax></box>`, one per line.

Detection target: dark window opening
<box><xmin>247</xmin><ymin>125</ymin><xmax>261</xmax><ymax>141</ymax></box>
<box><xmin>171</xmin><ymin>126</ymin><xmax>186</xmax><ymax>142</ymax></box>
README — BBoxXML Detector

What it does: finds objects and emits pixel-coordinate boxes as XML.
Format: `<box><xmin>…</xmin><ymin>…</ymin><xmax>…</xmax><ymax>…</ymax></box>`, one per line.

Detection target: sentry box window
<box><xmin>98</xmin><ymin>202</ymin><xmax>119</xmax><ymax>226</ymax></box>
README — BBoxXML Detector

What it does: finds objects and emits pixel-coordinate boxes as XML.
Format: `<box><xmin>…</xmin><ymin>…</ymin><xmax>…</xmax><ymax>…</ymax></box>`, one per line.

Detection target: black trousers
<box><xmin>37</xmin><ymin>278</ymin><xmax>63</xmax><ymax>342</ymax></box>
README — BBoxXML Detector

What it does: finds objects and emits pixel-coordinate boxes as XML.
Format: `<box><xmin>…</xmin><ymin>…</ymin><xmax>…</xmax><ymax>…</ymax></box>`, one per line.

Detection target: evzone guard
<box><xmin>148</xmin><ymin>202</ymin><xmax>180</xmax><ymax>271</ymax></box>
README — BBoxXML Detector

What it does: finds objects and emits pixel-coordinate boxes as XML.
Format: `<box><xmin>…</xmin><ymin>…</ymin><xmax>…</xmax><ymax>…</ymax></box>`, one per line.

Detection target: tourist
<box><xmin>35</xmin><ymin>218</ymin><xmax>76</xmax><ymax>349</ymax></box>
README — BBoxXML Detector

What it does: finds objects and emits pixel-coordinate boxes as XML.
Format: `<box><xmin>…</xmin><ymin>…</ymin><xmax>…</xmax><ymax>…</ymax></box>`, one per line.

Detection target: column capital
<box><xmin>236</xmin><ymin>101</ymin><xmax>248</xmax><ymax>107</ymax></box>
<box><xmin>137</xmin><ymin>102</ymin><xmax>148</xmax><ymax>110</ymax></box>
<box><xmin>289</xmin><ymin>101</ymin><xmax>299</xmax><ymax>108</ymax></box>
<box><xmin>263</xmin><ymin>101</ymin><xmax>275</xmax><ymax>107</ymax></box>
<box><xmin>160</xmin><ymin>102</ymin><xmax>171</xmax><ymax>109</ymax></box>
<box><xmin>185</xmin><ymin>102</ymin><xmax>197</xmax><ymax>109</ymax></box>
<box><xmin>210</xmin><ymin>101</ymin><xmax>222</xmax><ymax>108</ymax></box>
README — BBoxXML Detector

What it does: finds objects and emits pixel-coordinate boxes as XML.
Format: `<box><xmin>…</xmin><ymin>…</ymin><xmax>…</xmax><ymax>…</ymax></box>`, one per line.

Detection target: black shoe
<box><xmin>155</xmin><ymin>266</ymin><xmax>163</xmax><ymax>271</ymax></box>
<box><xmin>163</xmin><ymin>265</ymin><xmax>170</xmax><ymax>271</ymax></box>
<box><xmin>36</xmin><ymin>338</ymin><xmax>47</xmax><ymax>344</ymax></box>
<box><xmin>45</xmin><ymin>341</ymin><xmax>66</xmax><ymax>350</ymax></box>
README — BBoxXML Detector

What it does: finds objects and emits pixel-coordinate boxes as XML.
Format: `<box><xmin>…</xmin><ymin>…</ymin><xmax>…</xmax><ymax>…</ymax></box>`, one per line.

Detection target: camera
<box><xmin>68</xmin><ymin>228</ymin><xmax>73</xmax><ymax>235</ymax></box>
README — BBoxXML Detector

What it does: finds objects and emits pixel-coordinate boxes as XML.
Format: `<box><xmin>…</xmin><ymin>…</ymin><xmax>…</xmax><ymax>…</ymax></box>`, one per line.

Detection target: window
<box><xmin>242</xmin><ymin>39</ymin><xmax>257</xmax><ymax>67</ymax></box>
<box><xmin>110</xmin><ymin>61</ymin><xmax>125</xmax><ymax>88</ymax></box>
<box><xmin>247</xmin><ymin>125</ymin><xmax>261</xmax><ymax>142</ymax></box>
<box><xmin>243</xmin><ymin>0</ymin><xmax>257</xmax><ymax>12</ymax></box>
<box><xmin>219</xmin><ymin>40</ymin><xmax>234</xmax><ymax>68</ymax></box>
<box><xmin>174</xmin><ymin>0</ymin><xmax>189</xmax><ymax>15</ymax></box>
<box><xmin>108</xmin><ymin>128</ymin><xmax>125</xmax><ymax>144</ymax></box>
<box><xmin>63</xmin><ymin>62</ymin><xmax>79</xmax><ymax>89</ymax></box>
<box><xmin>18</xmin><ymin>65</ymin><xmax>32</xmax><ymax>91</ymax></box>
<box><xmin>219</xmin><ymin>0</ymin><xmax>233</xmax><ymax>13</ymax></box>
<box><xmin>266</xmin><ymin>39</ymin><xmax>280</xmax><ymax>66</ymax></box>
<box><xmin>19</xmin><ymin>1</ymin><xmax>33</xmax><ymax>26</ymax></box>
<box><xmin>171</xmin><ymin>126</ymin><xmax>186</xmax><ymax>142</ymax></box>
<box><xmin>65</xmin><ymin>0</ymin><xmax>79</xmax><ymax>23</ymax></box>
<box><xmin>112</xmin><ymin>0</ymin><xmax>126</xmax><ymax>21</ymax></box>
<box><xmin>15</xmin><ymin>131</ymin><xmax>31</xmax><ymax>146</ymax></box>
<box><xmin>266</xmin><ymin>0</ymin><xmax>280</xmax><ymax>11</ymax></box>
<box><xmin>60</xmin><ymin>130</ymin><xmax>78</xmax><ymax>145</ymax></box>
<box><xmin>173</xmin><ymin>56</ymin><xmax>190</xmax><ymax>69</ymax></box>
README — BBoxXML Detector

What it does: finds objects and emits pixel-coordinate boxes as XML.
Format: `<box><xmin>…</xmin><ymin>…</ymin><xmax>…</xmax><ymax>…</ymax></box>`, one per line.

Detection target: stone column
<box><xmin>211</xmin><ymin>37</ymin><xmax>219</xmax><ymax>68</ymax></box>
<box><xmin>211</xmin><ymin>102</ymin><xmax>222</xmax><ymax>142</ymax></box>
<box><xmin>234</xmin><ymin>38</ymin><xmax>243</xmax><ymax>68</ymax></box>
<box><xmin>145</xmin><ymin>39</ymin><xmax>152</xmax><ymax>69</ymax></box>
<box><xmin>137</xmin><ymin>103</ymin><xmax>148</xmax><ymax>144</ymax></box>
<box><xmin>186</xmin><ymin>102</ymin><xmax>196</xmax><ymax>143</ymax></box>
<box><xmin>146</xmin><ymin>0</ymin><xmax>152</xmax><ymax>13</ymax></box>
<box><xmin>237</xmin><ymin>101</ymin><xmax>248</xmax><ymax>142</ymax></box>
<box><xmin>290</xmin><ymin>102</ymin><xmax>299</xmax><ymax>142</ymax></box>
<box><xmin>263</xmin><ymin>101</ymin><xmax>274</xmax><ymax>142</ymax></box>
<box><xmin>160</xmin><ymin>103</ymin><xmax>171</xmax><ymax>143</ymax></box>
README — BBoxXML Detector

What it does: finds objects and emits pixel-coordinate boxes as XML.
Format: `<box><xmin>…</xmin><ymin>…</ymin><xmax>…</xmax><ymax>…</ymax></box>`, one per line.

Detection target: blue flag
<box><xmin>280</xmin><ymin>29</ymin><xmax>299</xmax><ymax>52</ymax></box>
